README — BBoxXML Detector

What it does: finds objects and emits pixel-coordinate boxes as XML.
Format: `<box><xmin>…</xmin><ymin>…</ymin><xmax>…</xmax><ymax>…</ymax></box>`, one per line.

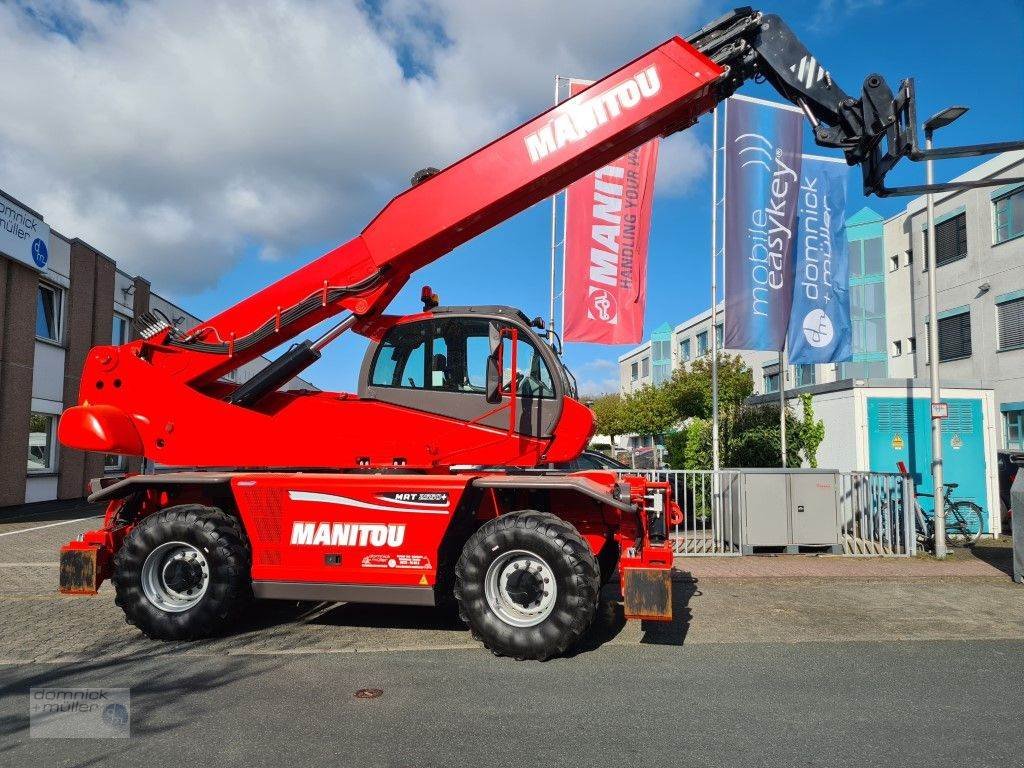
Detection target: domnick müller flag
<box><xmin>723</xmin><ymin>95</ymin><xmax>803</xmax><ymax>351</ymax></box>
<box><xmin>563</xmin><ymin>79</ymin><xmax>658</xmax><ymax>344</ymax></box>
<box><xmin>787</xmin><ymin>156</ymin><xmax>852</xmax><ymax>363</ymax></box>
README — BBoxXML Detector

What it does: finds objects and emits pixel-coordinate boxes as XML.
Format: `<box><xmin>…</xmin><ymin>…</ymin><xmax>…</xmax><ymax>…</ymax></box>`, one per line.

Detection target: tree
<box><xmin>682</xmin><ymin>418</ymin><xmax>712</xmax><ymax>470</ymax></box>
<box><xmin>589</xmin><ymin>394</ymin><xmax>628</xmax><ymax>440</ymax></box>
<box><xmin>665</xmin><ymin>353</ymin><xmax>752</xmax><ymax>419</ymax></box>
<box><xmin>795</xmin><ymin>392</ymin><xmax>826</xmax><ymax>468</ymax></box>
<box><xmin>664</xmin><ymin>430</ymin><xmax>686</xmax><ymax>469</ymax></box>
<box><xmin>664</xmin><ymin>353</ymin><xmax>754</xmax><ymax>464</ymax></box>
<box><xmin>729</xmin><ymin>403</ymin><xmax>802</xmax><ymax>468</ymax></box>
<box><xmin>621</xmin><ymin>384</ymin><xmax>677</xmax><ymax>438</ymax></box>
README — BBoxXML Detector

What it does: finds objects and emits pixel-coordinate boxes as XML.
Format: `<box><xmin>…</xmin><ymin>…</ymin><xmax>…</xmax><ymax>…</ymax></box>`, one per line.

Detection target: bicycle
<box><xmin>913</xmin><ymin>482</ymin><xmax>986</xmax><ymax>548</ymax></box>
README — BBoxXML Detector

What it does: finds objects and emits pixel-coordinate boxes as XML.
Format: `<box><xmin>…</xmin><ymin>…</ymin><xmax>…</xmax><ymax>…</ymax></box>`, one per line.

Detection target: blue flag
<box><xmin>787</xmin><ymin>157</ymin><xmax>852</xmax><ymax>363</ymax></box>
<box><xmin>723</xmin><ymin>96</ymin><xmax>803</xmax><ymax>351</ymax></box>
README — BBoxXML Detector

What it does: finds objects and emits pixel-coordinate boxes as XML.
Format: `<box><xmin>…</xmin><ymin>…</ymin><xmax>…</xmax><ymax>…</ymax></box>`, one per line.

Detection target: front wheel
<box><xmin>454</xmin><ymin>511</ymin><xmax>600</xmax><ymax>660</ymax></box>
<box><xmin>944</xmin><ymin>501</ymin><xmax>985</xmax><ymax>547</ymax></box>
<box><xmin>113</xmin><ymin>505</ymin><xmax>252</xmax><ymax>640</ymax></box>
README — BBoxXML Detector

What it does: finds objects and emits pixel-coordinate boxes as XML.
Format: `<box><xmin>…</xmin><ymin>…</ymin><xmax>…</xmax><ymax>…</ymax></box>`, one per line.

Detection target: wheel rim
<box><xmin>484</xmin><ymin>549</ymin><xmax>557</xmax><ymax>628</ymax></box>
<box><xmin>946</xmin><ymin>505</ymin><xmax>984</xmax><ymax>546</ymax></box>
<box><xmin>141</xmin><ymin>541</ymin><xmax>210</xmax><ymax>613</ymax></box>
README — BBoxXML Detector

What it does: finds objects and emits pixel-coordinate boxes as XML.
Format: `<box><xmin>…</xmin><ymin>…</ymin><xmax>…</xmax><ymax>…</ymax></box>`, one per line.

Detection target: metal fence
<box><xmin>618</xmin><ymin>468</ymin><xmax>916</xmax><ymax>557</ymax></box>
<box><xmin>837</xmin><ymin>471</ymin><xmax>916</xmax><ymax>557</ymax></box>
<box><xmin>618</xmin><ymin>469</ymin><xmax>745</xmax><ymax>555</ymax></box>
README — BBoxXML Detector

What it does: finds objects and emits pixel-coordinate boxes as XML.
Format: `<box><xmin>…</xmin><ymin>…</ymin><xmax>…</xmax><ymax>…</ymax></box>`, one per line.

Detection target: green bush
<box><xmin>729</xmin><ymin>403</ymin><xmax>802</xmax><ymax>468</ymax></box>
<box><xmin>664</xmin><ymin>430</ymin><xmax>687</xmax><ymax>470</ymax></box>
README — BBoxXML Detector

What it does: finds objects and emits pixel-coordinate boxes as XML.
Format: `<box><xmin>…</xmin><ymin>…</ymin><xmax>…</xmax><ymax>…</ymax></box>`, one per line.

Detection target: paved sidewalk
<box><xmin>675</xmin><ymin>548</ymin><xmax>1013</xmax><ymax>579</ymax></box>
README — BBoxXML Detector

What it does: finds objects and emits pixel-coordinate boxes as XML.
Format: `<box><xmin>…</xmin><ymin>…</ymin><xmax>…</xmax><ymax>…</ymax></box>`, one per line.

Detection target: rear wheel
<box><xmin>113</xmin><ymin>505</ymin><xmax>251</xmax><ymax>640</ymax></box>
<box><xmin>944</xmin><ymin>501</ymin><xmax>985</xmax><ymax>547</ymax></box>
<box><xmin>454</xmin><ymin>511</ymin><xmax>600</xmax><ymax>660</ymax></box>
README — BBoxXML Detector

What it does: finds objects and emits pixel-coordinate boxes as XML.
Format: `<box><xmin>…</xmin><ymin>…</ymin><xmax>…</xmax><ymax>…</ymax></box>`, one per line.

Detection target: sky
<box><xmin>1</xmin><ymin>0</ymin><xmax>1022</xmax><ymax>395</ymax></box>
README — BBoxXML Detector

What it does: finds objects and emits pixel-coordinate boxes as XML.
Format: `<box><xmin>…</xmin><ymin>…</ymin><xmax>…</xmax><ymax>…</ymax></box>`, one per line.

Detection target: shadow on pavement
<box><xmin>639</xmin><ymin>570</ymin><xmax>700</xmax><ymax>647</ymax></box>
<box><xmin>230</xmin><ymin>590</ymin><xmax>635</xmax><ymax>656</ymax></box>
<box><xmin>965</xmin><ymin>541</ymin><xmax>1015</xmax><ymax>579</ymax></box>
<box><xmin>308</xmin><ymin>601</ymin><xmax>466</xmax><ymax>632</ymax></box>
<box><xmin>0</xmin><ymin>633</ymin><xmax>287</xmax><ymax>761</ymax></box>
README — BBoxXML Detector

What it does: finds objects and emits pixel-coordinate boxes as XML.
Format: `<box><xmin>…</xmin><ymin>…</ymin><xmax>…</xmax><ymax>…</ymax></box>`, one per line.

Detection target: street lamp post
<box><xmin>924</xmin><ymin>105</ymin><xmax>968</xmax><ymax>559</ymax></box>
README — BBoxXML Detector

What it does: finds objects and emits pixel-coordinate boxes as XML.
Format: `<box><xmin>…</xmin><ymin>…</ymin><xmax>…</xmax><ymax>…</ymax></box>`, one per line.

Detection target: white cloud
<box><xmin>580</xmin><ymin>357</ymin><xmax>617</xmax><ymax>372</ymax></box>
<box><xmin>0</xmin><ymin>0</ymin><xmax>708</xmax><ymax>291</ymax></box>
<box><xmin>578</xmin><ymin>376</ymin><xmax>621</xmax><ymax>397</ymax></box>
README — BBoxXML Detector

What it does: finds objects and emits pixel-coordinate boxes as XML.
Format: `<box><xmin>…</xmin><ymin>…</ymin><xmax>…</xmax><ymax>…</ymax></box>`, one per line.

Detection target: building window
<box><xmin>994</xmin><ymin>186</ymin><xmax>1024</xmax><ymax>244</ymax></box>
<box><xmin>930</xmin><ymin>310</ymin><xmax>972</xmax><ymax>362</ymax></box>
<box><xmin>679</xmin><ymin>338</ymin><xmax>691</xmax><ymax>362</ymax></box>
<box><xmin>104</xmin><ymin>454</ymin><xmax>127</xmax><ymax>473</ymax></box>
<box><xmin>28</xmin><ymin>413</ymin><xmax>56</xmax><ymax>473</ymax></box>
<box><xmin>715</xmin><ymin>323</ymin><xmax>723</xmax><ymax>349</ymax></box>
<box><xmin>651</xmin><ymin>332</ymin><xmax>671</xmax><ymax>385</ymax></box>
<box><xmin>36</xmin><ymin>282</ymin><xmax>63</xmax><ymax>342</ymax></box>
<box><xmin>794</xmin><ymin>364</ymin><xmax>815</xmax><ymax>387</ymax></box>
<box><xmin>652</xmin><ymin>338</ymin><xmax>670</xmax><ymax>363</ymax></box>
<box><xmin>696</xmin><ymin>330</ymin><xmax>709</xmax><ymax>357</ymax></box>
<box><xmin>1006</xmin><ymin>409</ymin><xmax>1024</xmax><ymax>450</ymax></box>
<box><xmin>840</xmin><ymin>360</ymin><xmax>889</xmax><ymax>379</ymax></box>
<box><xmin>997</xmin><ymin>296</ymin><xmax>1024</xmax><ymax>351</ymax></box>
<box><xmin>923</xmin><ymin>212</ymin><xmax>968</xmax><ymax>268</ymax></box>
<box><xmin>641</xmin><ymin>357</ymin><xmax>650</xmax><ymax>378</ymax></box>
<box><xmin>631</xmin><ymin>362</ymin><xmax>639</xmax><ymax>381</ymax></box>
<box><xmin>908</xmin><ymin>336</ymin><xmax>917</xmax><ymax>355</ymax></box>
<box><xmin>904</xmin><ymin>250</ymin><xmax>913</xmax><ymax>267</ymax></box>
<box><xmin>852</xmin><ymin>282</ymin><xmax>886</xmax><ymax>353</ymax></box>
<box><xmin>891</xmin><ymin>339</ymin><xmax>903</xmax><ymax>357</ymax></box>
<box><xmin>889</xmin><ymin>254</ymin><xmax>899</xmax><ymax>272</ymax></box>
<box><xmin>850</xmin><ymin>236</ymin><xmax>884</xmax><ymax>278</ymax></box>
<box><xmin>112</xmin><ymin>313</ymin><xmax>131</xmax><ymax>345</ymax></box>
<box><xmin>763</xmin><ymin>370</ymin><xmax>780</xmax><ymax>394</ymax></box>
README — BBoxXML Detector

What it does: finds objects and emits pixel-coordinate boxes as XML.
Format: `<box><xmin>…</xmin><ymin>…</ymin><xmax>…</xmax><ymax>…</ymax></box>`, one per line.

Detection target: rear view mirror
<box><xmin>485</xmin><ymin>323</ymin><xmax>502</xmax><ymax>404</ymax></box>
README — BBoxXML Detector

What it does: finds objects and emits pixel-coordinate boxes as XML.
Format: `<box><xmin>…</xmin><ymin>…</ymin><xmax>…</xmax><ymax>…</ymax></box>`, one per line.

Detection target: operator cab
<box><xmin>359</xmin><ymin>306</ymin><xmax>578</xmax><ymax>440</ymax></box>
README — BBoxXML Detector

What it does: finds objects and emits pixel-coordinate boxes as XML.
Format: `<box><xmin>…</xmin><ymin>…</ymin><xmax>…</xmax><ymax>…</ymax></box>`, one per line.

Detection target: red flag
<box><xmin>562</xmin><ymin>80</ymin><xmax>658</xmax><ymax>344</ymax></box>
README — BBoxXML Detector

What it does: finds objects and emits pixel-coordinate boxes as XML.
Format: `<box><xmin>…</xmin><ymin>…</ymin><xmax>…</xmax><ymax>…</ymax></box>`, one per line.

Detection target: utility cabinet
<box><xmin>726</xmin><ymin>469</ymin><xmax>841</xmax><ymax>553</ymax></box>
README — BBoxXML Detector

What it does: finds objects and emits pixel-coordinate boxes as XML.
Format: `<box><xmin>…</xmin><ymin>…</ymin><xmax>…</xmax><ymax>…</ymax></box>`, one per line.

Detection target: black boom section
<box><xmin>226</xmin><ymin>340</ymin><xmax>321</xmax><ymax>407</ymax></box>
<box><xmin>687</xmin><ymin>7</ymin><xmax>1024</xmax><ymax>196</ymax></box>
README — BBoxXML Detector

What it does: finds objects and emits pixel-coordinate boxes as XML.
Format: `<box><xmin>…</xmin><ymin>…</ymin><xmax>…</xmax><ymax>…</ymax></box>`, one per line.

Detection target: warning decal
<box><xmin>361</xmin><ymin>554</ymin><xmax>433</xmax><ymax>570</ymax></box>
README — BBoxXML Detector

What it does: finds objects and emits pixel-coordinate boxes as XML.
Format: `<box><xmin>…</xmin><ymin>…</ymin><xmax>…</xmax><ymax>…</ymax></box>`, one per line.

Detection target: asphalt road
<box><xmin>2</xmin><ymin>640</ymin><xmax>1022</xmax><ymax>767</ymax></box>
<box><xmin>2</xmin><ymin>506</ymin><xmax>1023</xmax><ymax>766</ymax></box>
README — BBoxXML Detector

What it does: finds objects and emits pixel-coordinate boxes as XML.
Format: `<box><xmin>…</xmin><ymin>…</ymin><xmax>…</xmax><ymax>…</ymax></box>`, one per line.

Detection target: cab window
<box><xmin>371</xmin><ymin>318</ymin><xmax>555</xmax><ymax>399</ymax></box>
<box><xmin>500</xmin><ymin>333</ymin><xmax>555</xmax><ymax>399</ymax></box>
<box><xmin>370</xmin><ymin>322</ymin><xmax>428</xmax><ymax>388</ymax></box>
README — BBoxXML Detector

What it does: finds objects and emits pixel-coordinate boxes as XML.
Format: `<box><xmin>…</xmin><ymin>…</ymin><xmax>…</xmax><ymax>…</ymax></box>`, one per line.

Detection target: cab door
<box><xmin>359</xmin><ymin>316</ymin><xmax>563</xmax><ymax>439</ymax></box>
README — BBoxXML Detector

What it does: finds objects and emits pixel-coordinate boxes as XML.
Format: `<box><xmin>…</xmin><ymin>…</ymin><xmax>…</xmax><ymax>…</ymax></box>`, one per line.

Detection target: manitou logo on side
<box><xmin>525</xmin><ymin>66</ymin><xmax>661</xmax><ymax>163</ymax></box>
<box><xmin>290</xmin><ymin>522</ymin><xmax>406</xmax><ymax>547</ymax></box>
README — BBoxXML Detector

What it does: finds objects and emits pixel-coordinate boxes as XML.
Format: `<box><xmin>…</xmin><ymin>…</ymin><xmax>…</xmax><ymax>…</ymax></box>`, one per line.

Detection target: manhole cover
<box><xmin>354</xmin><ymin>688</ymin><xmax>383</xmax><ymax>699</ymax></box>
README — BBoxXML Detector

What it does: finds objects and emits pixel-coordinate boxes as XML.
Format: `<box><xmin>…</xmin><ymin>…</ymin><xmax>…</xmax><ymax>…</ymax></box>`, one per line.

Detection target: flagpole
<box><xmin>710</xmin><ymin>105</ymin><xmax>720</xmax><ymax>474</ymax></box>
<box><xmin>548</xmin><ymin>75</ymin><xmax>561</xmax><ymax>347</ymax></box>
<box><xmin>779</xmin><ymin>345</ymin><xmax>788</xmax><ymax>467</ymax></box>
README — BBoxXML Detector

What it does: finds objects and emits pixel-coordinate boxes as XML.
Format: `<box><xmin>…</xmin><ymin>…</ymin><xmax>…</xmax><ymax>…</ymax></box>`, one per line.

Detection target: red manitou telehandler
<box><xmin>57</xmin><ymin>8</ymin><xmax>1023</xmax><ymax>659</ymax></box>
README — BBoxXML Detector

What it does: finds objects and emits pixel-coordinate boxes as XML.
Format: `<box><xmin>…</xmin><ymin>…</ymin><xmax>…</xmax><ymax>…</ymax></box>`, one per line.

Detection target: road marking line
<box><xmin>0</xmin><ymin>504</ymin><xmax>98</xmax><ymax>524</ymax></box>
<box><xmin>0</xmin><ymin>562</ymin><xmax>60</xmax><ymax>567</ymax></box>
<box><xmin>0</xmin><ymin>516</ymin><xmax>102</xmax><ymax>537</ymax></box>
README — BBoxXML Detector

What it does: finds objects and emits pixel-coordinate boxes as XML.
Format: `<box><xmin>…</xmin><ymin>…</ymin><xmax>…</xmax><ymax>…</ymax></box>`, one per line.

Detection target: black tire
<box><xmin>513</xmin><ymin>510</ymin><xmax>618</xmax><ymax>586</ymax></box>
<box><xmin>113</xmin><ymin>505</ymin><xmax>252</xmax><ymax>640</ymax></box>
<box><xmin>944</xmin><ymin>501</ymin><xmax>985</xmax><ymax>547</ymax></box>
<box><xmin>454</xmin><ymin>510</ymin><xmax>600</xmax><ymax>660</ymax></box>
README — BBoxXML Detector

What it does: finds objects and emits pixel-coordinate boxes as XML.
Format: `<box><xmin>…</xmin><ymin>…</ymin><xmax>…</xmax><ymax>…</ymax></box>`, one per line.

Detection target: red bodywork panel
<box><xmin>61</xmin><ymin>471</ymin><xmax>676</xmax><ymax>612</ymax></box>
<box><xmin>58</xmin><ymin>36</ymin><xmax>722</xmax><ymax>471</ymax></box>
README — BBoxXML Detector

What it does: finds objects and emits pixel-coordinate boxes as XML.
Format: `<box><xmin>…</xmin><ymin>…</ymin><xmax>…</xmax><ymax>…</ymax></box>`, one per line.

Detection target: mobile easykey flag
<box><xmin>723</xmin><ymin>95</ymin><xmax>803</xmax><ymax>351</ymax></box>
<box><xmin>562</xmin><ymin>79</ymin><xmax>658</xmax><ymax>345</ymax></box>
<box><xmin>787</xmin><ymin>156</ymin><xmax>852</xmax><ymax>363</ymax></box>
